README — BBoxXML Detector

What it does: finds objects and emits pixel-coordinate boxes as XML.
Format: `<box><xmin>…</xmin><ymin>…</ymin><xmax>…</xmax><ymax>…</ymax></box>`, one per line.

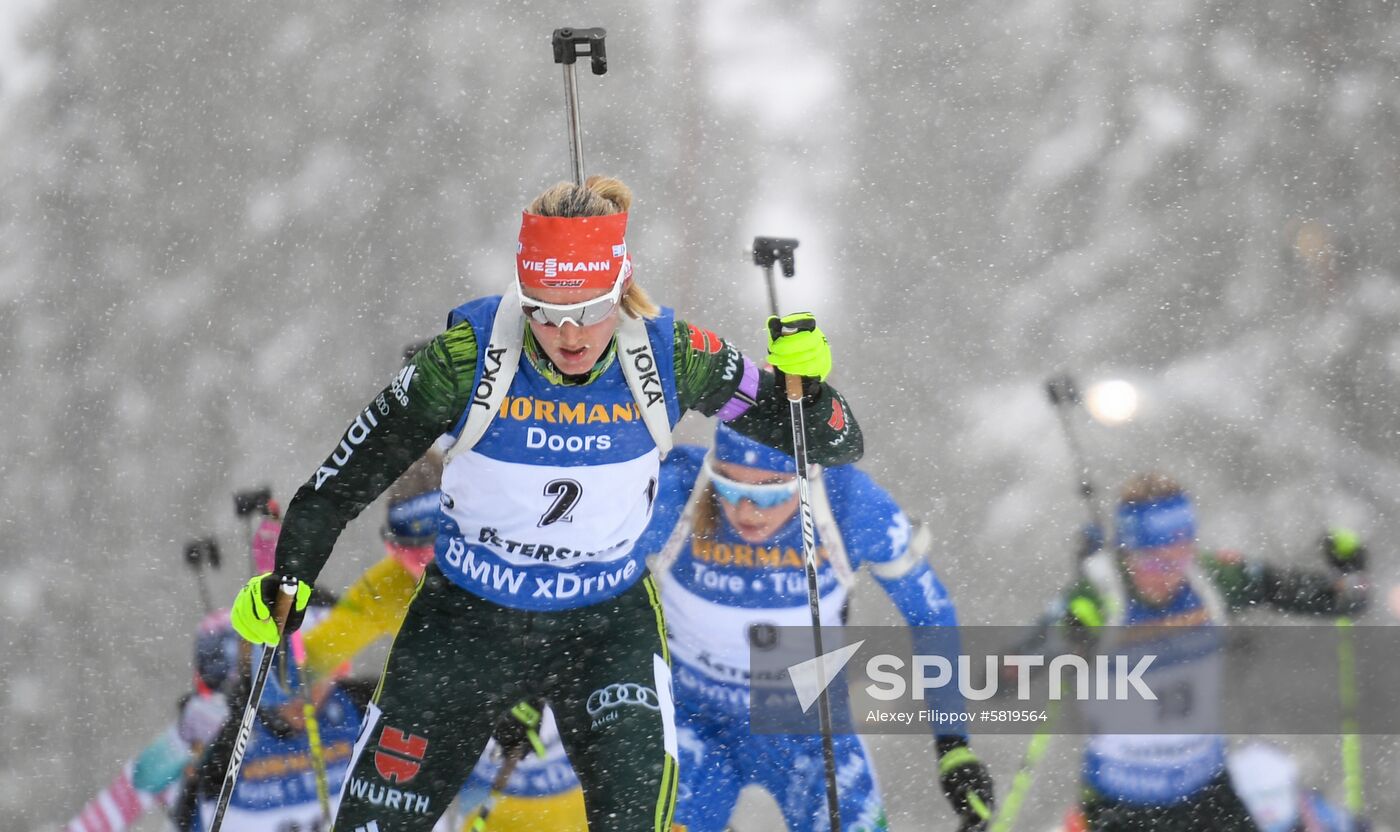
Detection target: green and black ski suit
<box><xmin>273</xmin><ymin>300</ymin><xmax>862</xmax><ymax>832</ymax></box>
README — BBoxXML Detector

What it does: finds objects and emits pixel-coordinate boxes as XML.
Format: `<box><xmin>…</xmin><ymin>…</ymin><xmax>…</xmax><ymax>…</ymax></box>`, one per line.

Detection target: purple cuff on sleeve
<box><xmin>717</xmin><ymin>356</ymin><xmax>760</xmax><ymax>421</ymax></box>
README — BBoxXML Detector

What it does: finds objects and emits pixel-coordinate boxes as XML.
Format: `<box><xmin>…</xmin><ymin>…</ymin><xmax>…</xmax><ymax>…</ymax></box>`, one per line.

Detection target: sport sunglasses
<box><xmin>515</xmin><ymin>271</ymin><xmax>627</xmax><ymax>328</ymax></box>
<box><xmin>707</xmin><ymin>460</ymin><xmax>799</xmax><ymax>509</ymax></box>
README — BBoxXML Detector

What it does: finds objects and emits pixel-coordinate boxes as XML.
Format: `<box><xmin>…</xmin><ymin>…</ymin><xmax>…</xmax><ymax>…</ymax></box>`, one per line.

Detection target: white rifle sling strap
<box><xmin>807</xmin><ymin>466</ymin><xmax>856</xmax><ymax>589</ymax></box>
<box><xmin>1081</xmin><ymin>551</ymin><xmax>1129</xmax><ymax>626</ymax></box>
<box><xmin>616</xmin><ymin>312</ymin><xmax>673</xmax><ymax>459</ymax></box>
<box><xmin>650</xmin><ymin>459</ymin><xmax>853</xmax><ymax>589</ymax></box>
<box><xmin>447</xmin><ymin>297</ymin><xmax>672</xmax><ymax>464</ymax></box>
<box><xmin>648</xmin><ymin>461</ymin><xmax>713</xmax><ymax>580</ymax></box>
<box><xmin>446</xmin><ymin>298</ymin><xmax>526</xmax><ymax>464</ymax></box>
<box><xmin>867</xmin><ymin>518</ymin><xmax>933</xmax><ymax>583</ymax></box>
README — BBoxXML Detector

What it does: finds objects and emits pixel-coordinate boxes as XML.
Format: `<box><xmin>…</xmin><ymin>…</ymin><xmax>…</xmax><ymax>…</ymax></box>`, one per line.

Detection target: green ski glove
<box><xmin>496</xmin><ymin>699</ymin><xmax>549</xmax><ymax>761</ymax></box>
<box><xmin>766</xmin><ymin>312</ymin><xmax>832</xmax><ymax>382</ymax></box>
<box><xmin>1322</xmin><ymin>528</ymin><xmax>1368</xmax><ymax>574</ymax></box>
<box><xmin>938</xmin><ymin>736</ymin><xmax>995</xmax><ymax>830</ymax></box>
<box><xmin>231</xmin><ymin>573</ymin><xmax>312</xmax><ymax>645</ymax></box>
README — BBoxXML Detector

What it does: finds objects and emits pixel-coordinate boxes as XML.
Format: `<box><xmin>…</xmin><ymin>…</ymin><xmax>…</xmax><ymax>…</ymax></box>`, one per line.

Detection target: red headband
<box><xmin>516</xmin><ymin>211</ymin><xmax>630</xmax><ymax>292</ymax></box>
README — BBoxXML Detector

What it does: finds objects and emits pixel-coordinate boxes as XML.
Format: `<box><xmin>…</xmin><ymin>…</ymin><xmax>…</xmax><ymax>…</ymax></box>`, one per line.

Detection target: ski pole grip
<box><xmin>767</xmin><ymin>315</ymin><xmax>816</xmax><ymax>402</ymax></box>
<box><xmin>767</xmin><ymin>314</ymin><xmax>816</xmax><ymax>341</ymax></box>
<box><xmin>234</xmin><ymin>487</ymin><xmax>273</xmax><ymax>518</ymax></box>
<box><xmin>783</xmin><ymin>372</ymin><xmax>805</xmax><ymax>402</ymax></box>
<box><xmin>552</xmin><ymin>27</ymin><xmax>608</xmax><ymax>75</ymax></box>
<box><xmin>184</xmin><ymin>537</ymin><xmax>221</xmax><ymax>569</ymax></box>
<box><xmin>1045</xmin><ymin>374</ymin><xmax>1079</xmax><ymax>407</ymax></box>
<box><xmin>272</xmin><ymin>580</ymin><xmax>298</xmax><ymax>633</ymax></box>
<box><xmin>752</xmin><ymin>236</ymin><xmax>799</xmax><ymax>277</ymax></box>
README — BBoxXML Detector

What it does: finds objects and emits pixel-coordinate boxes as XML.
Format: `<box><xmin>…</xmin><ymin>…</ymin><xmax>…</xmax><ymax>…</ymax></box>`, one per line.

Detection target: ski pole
<box><xmin>208</xmin><ymin>580</ymin><xmax>298</xmax><ymax>832</ymax></box>
<box><xmin>1336</xmin><ymin>616</ymin><xmax>1364</xmax><ymax>817</ymax></box>
<box><xmin>467</xmin><ymin>750</ymin><xmax>526</xmax><ymax>832</ymax></box>
<box><xmin>232</xmin><ymin>487</ymin><xmax>333</xmax><ymax>824</ymax></box>
<box><xmin>768</xmin><ymin>314</ymin><xmax>843</xmax><ymax>832</ymax></box>
<box><xmin>551</xmin><ymin>27</ymin><xmax>607</xmax><ymax>187</ymax></box>
<box><xmin>467</xmin><ymin>700</ymin><xmax>548</xmax><ymax>831</ymax></box>
<box><xmin>1045</xmin><ymin>374</ymin><xmax>1108</xmax><ymax>543</ymax></box>
<box><xmin>751</xmin><ymin>236</ymin><xmax>799</xmax><ymax>318</ymax></box>
<box><xmin>1323</xmin><ymin>531</ymin><xmax>1367</xmax><ymax>821</ymax></box>
<box><xmin>182</xmin><ymin>537</ymin><xmax>221</xmax><ymax>615</ymax></box>
<box><xmin>292</xmin><ymin>646</ymin><xmax>333</xmax><ymax>827</ymax></box>
<box><xmin>992</xmin><ymin>374</ymin><xmax>1110</xmax><ymax>832</ymax></box>
<box><xmin>1330</xmin><ymin>532</ymin><xmax>1366</xmax><ymax>818</ymax></box>
<box><xmin>233</xmin><ymin>487</ymin><xmax>273</xmax><ymax>575</ymax></box>
<box><xmin>754</xmin><ymin>241</ymin><xmax>838</xmax><ymax>830</ymax></box>
<box><xmin>988</xmin><ymin>701</ymin><xmax>1058</xmax><ymax>832</ymax></box>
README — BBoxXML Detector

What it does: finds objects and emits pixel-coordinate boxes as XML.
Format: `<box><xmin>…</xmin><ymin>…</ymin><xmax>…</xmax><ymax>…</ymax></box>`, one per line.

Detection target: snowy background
<box><xmin>3</xmin><ymin>0</ymin><xmax>1399</xmax><ymax>829</ymax></box>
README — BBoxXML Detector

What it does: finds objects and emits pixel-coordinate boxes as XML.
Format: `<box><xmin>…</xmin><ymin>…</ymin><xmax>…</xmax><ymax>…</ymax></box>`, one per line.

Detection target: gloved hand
<box><xmin>766</xmin><ymin>313</ymin><xmax>832</xmax><ymax>391</ymax></box>
<box><xmin>1321</xmin><ymin>529</ymin><xmax>1368</xmax><ymax>574</ymax></box>
<box><xmin>495</xmin><ymin>699</ymin><xmax>548</xmax><ymax>761</ymax></box>
<box><xmin>231</xmin><ymin>573</ymin><xmax>312</xmax><ymax>645</ymax></box>
<box><xmin>937</xmin><ymin>736</ymin><xmax>994</xmax><ymax>830</ymax></box>
<box><xmin>178</xmin><ymin>693</ymin><xmax>232</xmax><ymax>746</ymax></box>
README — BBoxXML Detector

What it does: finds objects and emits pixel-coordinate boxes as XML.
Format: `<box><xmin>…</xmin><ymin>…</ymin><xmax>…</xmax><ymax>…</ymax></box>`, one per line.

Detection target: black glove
<box><xmin>494</xmin><ymin>699</ymin><xmax>547</xmax><ymax>761</ymax></box>
<box><xmin>1321</xmin><ymin>529</ymin><xmax>1368</xmax><ymax>574</ymax></box>
<box><xmin>937</xmin><ymin>736</ymin><xmax>994</xmax><ymax>830</ymax></box>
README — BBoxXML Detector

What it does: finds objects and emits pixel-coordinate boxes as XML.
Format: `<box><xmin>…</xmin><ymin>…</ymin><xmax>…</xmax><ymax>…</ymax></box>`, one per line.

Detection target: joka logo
<box><xmin>374</xmin><ymin>727</ymin><xmax>428</xmax><ymax>784</ymax></box>
<box><xmin>470</xmin><ymin>346</ymin><xmax>507</xmax><ymax>411</ymax></box>
<box><xmin>625</xmin><ymin>345</ymin><xmax>665</xmax><ymax>407</ymax></box>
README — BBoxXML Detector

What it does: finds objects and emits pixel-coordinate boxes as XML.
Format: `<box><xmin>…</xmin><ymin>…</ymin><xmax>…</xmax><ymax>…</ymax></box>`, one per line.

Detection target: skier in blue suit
<box><xmin>645</xmin><ymin>423</ymin><xmax>996</xmax><ymax>832</ymax></box>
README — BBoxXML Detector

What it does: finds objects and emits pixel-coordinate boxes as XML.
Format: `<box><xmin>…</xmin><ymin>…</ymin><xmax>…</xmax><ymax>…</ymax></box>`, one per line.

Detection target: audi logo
<box><xmin>586</xmin><ymin>683</ymin><xmax>661</xmax><ymax>717</ymax></box>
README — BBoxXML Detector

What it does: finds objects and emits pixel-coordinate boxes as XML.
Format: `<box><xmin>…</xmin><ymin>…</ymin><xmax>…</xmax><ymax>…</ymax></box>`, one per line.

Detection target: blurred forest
<box><xmin>2</xmin><ymin>0</ymin><xmax>1398</xmax><ymax>828</ymax></box>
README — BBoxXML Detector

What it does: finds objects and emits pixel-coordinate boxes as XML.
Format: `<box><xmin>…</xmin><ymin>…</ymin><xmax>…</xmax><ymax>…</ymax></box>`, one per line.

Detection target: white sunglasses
<box><xmin>515</xmin><ymin>264</ymin><xmax>629</xmax><ymax>328</ymax></box>
<box><xmin>706</xmin><ymin>458</ymin><xmax>799</xmax><ymax>508</ymax></box>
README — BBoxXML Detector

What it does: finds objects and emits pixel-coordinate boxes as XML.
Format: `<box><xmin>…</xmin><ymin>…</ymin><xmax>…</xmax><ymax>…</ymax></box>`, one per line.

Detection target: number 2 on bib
<box><xmin>539</xmin><ymin>479</ymin><xmax>583</xmax><ymax>527</ymax></box>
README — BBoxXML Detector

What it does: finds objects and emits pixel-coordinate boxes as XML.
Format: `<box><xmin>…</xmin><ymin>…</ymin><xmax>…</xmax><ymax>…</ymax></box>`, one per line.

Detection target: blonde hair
<box><xmin>1119</xmin><ymin>472</ymin><xmax>1185</xmax><ymax>505</ymax></box>
<box><xmin>526</xmin><ymin>176</ymin><xmax>659</xmax><ymax>319</ymax></box>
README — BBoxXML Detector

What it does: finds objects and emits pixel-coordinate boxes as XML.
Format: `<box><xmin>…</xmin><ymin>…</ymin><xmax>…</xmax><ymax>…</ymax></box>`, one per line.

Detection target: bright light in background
<box><xmin>1084</xmin><ymin>378</ymin><xmax>1139</xmax><ymax>426</ymax></box>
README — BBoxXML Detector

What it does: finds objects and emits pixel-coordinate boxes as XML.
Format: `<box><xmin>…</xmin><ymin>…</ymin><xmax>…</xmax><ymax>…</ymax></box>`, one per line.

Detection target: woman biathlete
<box><xmin>229</xmin><ymin>175</ymin><xmax>864</xmax><ymax>831</ymax></box>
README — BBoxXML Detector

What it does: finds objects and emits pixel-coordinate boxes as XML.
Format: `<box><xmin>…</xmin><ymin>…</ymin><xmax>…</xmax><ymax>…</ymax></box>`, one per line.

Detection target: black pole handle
<box><xmin>753</xmin><ymin>236</ymin><xmax>799</xmax><ymax>278</ymax></box>
<box><xmin>767</xmin><ymin>314</ymin><xmax>816</xmax><ymax>342</ymax></box>
<box><xmin>1044</xmin><ymin>371</ymin><xmax>1108</xmax><ymax>540</ymax></box>
<box><xmin>552</xmin><ymin>27</ymin><xmax>608</xmax><ymax>75</ymax></box>
<box><xmin>184</xmin><ymin>537</ymin><xmax>222</xmax><ymax>570</ymax></box>
<box><xmin>183</xmin><ymin>537</ymin><xmax>220</xmax><ymax>614</ymax></box>
<box><xmin>234</xmin><ymin>487</ymin><xmax>274</xmax><ymax>518</ymax></box>
<box><xmin>1045</xmin><ymin>373</ymin><xmax>1080</xmax><ymax>407</ymax></box>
